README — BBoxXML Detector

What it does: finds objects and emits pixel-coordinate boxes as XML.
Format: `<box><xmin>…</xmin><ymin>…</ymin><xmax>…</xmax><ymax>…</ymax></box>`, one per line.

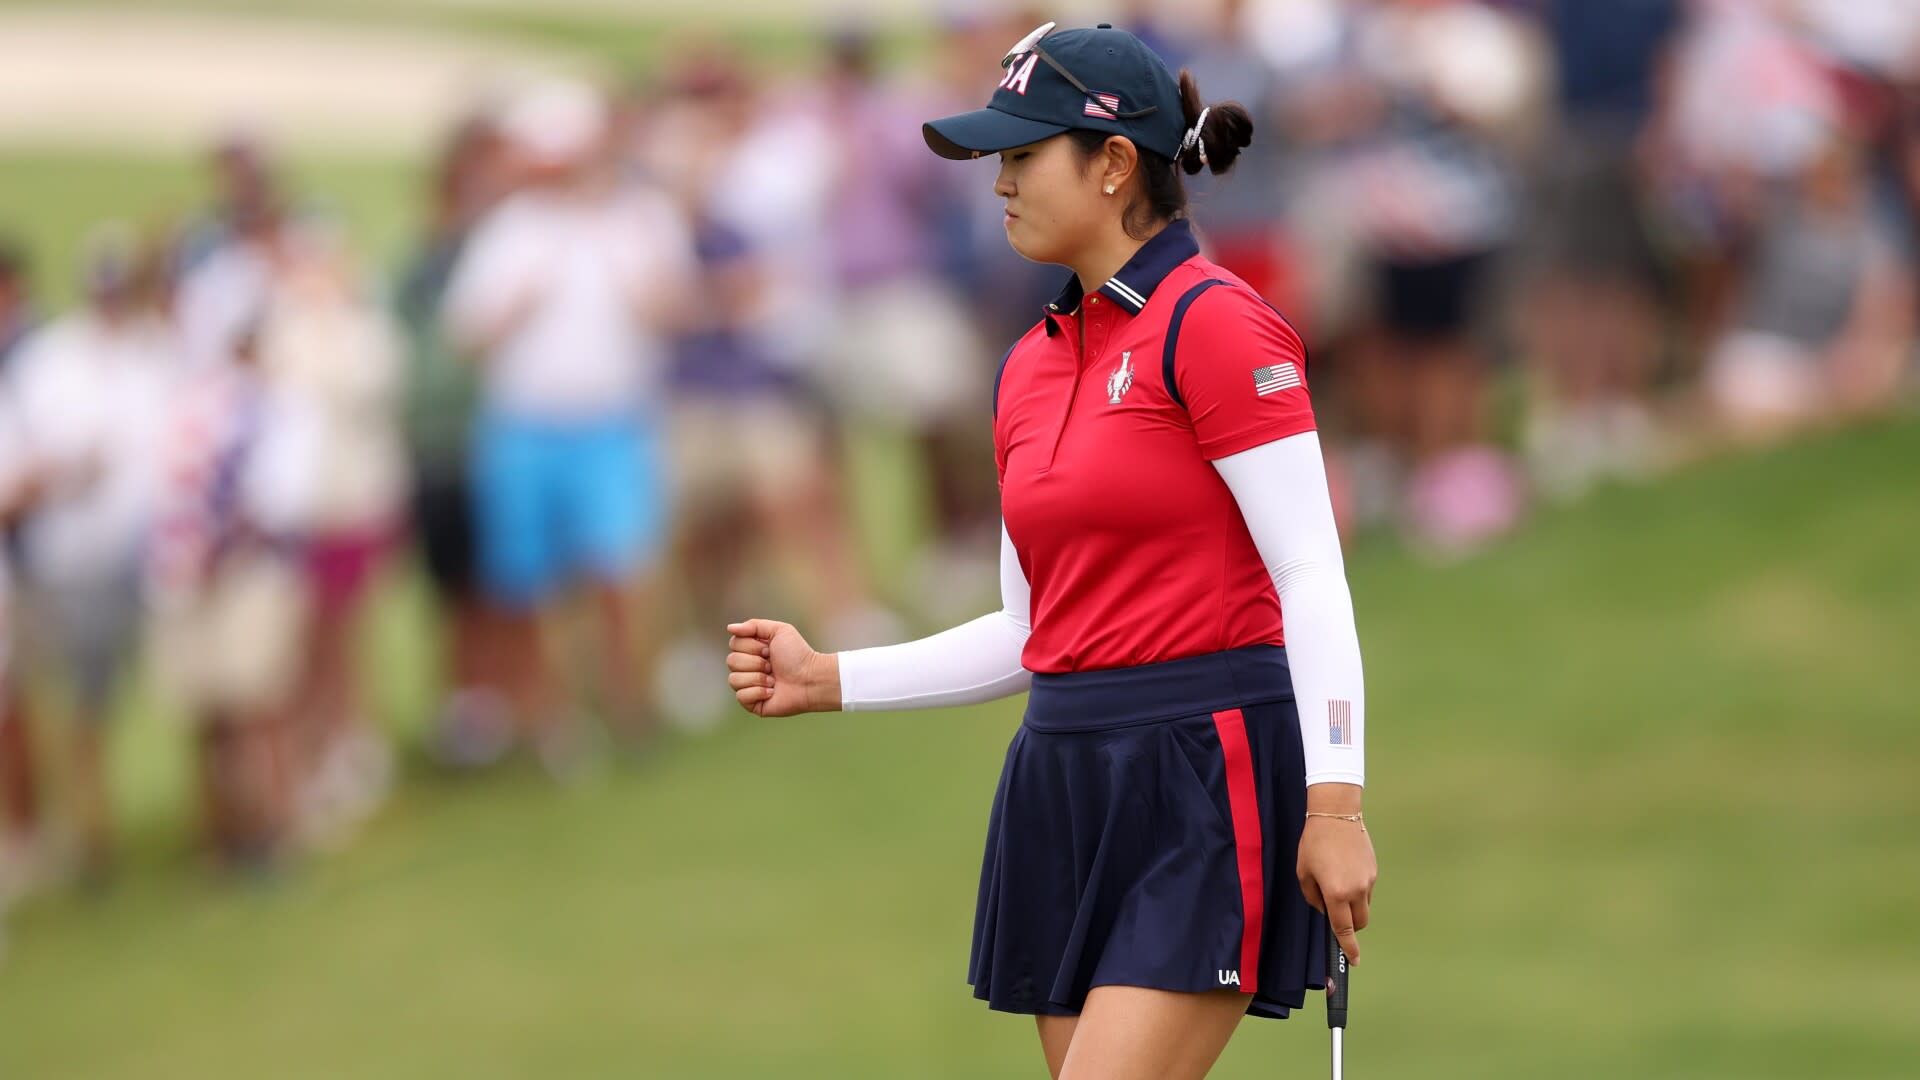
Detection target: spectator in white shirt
<box><xmin>444</xmin><ymin>81</ymin><xmax>696</xmax><ymax>766</ymax></box>
<box><xmin>256</xmin><ymin>222</ymin><xmax>406</xmax><ymax>842</ymax></box>
<box><xmin>174</xmin><ymin>135</ymin><xmax>295</xmax><ymax>372</ymax></box>
<box><xmin>7</xmin><ymin>229</ymin><xmax>185</xmax><ymax>880</ymax></box>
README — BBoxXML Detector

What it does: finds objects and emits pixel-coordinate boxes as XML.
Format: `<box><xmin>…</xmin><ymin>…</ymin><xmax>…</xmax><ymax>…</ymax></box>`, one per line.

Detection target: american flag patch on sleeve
<box><xmin>1253</xmin><ymin>362</ymin><xmax>1302</xmax><ymax>397</ymax></box>
<box><xmin>1328</xmin><ymin>700</ymin><xmax>1353</xmax><ymax>746</ymax></box>
<box><xmin>1083</xmin><ymin>92</ymin><xmax>1121</xmax><ymax>118</ymax></box>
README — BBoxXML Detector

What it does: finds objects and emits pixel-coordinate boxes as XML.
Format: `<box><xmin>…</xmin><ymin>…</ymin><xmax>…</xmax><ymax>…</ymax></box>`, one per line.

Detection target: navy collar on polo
<box><xmin>1044</xmin><ymin>217</ymin><xmax>1201</xmax><ymax>334</ymax></box>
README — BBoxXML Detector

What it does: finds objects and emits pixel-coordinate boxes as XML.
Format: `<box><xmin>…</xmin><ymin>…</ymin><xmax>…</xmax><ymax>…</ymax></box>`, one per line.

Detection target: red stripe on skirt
<box><xmin>1211</xmin><ymin>708</ymin><xmax>1264</xmax><ymax>994</ymax></box>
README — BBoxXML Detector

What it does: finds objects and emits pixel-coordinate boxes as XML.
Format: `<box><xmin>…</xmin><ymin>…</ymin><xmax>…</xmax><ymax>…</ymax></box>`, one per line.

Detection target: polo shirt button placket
<box><xmin>1043</xmin><ymin>300</ymin><xmax>1099</xmax><ymax>470</ymax></box>
<box><xmin>1083</xmin><ymin>297</ymin><xmax>1113</xmax><ymax>372</ymax></box>
<box><xmin>1083</xmin><ymin>296</ymin><xmax>1101</xmax><ymax>370</ymax></box>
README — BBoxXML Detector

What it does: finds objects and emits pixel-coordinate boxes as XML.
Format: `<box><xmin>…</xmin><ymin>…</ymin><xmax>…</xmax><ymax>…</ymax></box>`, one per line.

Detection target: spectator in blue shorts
<box><xmin>443</xmin><ymin>82</ymin><xmax>695</xmax><ymax>767</ymax></box>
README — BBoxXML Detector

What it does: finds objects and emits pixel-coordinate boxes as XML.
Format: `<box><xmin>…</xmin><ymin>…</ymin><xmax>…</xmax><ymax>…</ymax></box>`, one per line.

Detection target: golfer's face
<box><xmin>995</xmin><ymin>135</ymin><xmax>1100</xmax><ymax>266</ymax></box>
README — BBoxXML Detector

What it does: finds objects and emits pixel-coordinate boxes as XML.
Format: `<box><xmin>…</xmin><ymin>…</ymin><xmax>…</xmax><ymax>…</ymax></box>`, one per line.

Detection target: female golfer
<box><xmin>726</xmin><ymin>23</ymin><xmax>1375</xmax><ymax>1079</ymax></box>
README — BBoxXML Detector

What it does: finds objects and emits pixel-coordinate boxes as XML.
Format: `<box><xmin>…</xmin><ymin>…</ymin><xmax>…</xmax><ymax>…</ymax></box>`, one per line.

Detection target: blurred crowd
<box><xmin>2</xmin><ymin>0</ymin><xmax>1918</xmax><ymax>916</ymax></box>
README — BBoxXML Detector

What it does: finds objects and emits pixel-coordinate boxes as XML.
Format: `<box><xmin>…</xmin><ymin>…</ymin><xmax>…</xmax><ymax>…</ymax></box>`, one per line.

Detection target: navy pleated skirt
<box><xmin>968</xmin><ymin>645</ymin><xmax>1331</xmax><ymax>1020</ymax></box>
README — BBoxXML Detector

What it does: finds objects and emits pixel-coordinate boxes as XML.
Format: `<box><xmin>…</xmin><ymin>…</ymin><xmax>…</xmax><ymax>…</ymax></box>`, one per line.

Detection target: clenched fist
<box><xmin>724</xmin><ymin>619</ymin><xmax>841</xmax><ymax>718</ymax></box>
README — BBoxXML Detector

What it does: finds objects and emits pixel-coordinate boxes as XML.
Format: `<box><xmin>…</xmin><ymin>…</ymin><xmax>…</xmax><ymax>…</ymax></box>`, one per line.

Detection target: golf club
<box><xmin>1326</xmin><ymin>927</ymin><xmax>1350</xmax><ymax>1080</ymax></box>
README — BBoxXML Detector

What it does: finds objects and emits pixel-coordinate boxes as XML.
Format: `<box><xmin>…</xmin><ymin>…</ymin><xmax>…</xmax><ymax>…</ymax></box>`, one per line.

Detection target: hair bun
<box><xmin>1174</xmin><ymin>69</ymin><xmax>1253</xmax><ymax>176</ymax></box>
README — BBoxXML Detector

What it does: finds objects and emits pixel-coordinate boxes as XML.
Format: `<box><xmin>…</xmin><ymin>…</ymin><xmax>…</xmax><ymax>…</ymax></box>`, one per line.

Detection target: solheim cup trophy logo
<box><xmin>1107</xmin><ymin>350</ymin><xmax>1134</xmax><ymax>404</ymax></box>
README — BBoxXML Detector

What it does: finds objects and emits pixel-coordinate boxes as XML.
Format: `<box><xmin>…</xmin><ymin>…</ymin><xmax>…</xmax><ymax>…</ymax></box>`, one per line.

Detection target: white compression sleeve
<box><xmin>1213</xmin><ymin>432</ymin><xmax>1367</xmax><ymax>787</ymax></box>
<box><xmin>837</xmin><ymin>523</ymin><xmax>1032</xmax><ymax>712</ymax></box>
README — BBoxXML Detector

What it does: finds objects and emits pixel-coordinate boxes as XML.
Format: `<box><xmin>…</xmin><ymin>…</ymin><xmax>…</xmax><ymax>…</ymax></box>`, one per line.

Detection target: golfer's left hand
<box><xmin>1296</xmin><ymin>790</ymin><xmax>1376</xmax><ymax>966</ymax></box>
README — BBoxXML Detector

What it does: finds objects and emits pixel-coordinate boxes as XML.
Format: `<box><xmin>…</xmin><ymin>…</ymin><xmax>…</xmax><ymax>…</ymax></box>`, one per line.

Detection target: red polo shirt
<box><xmin>994</xmin><ymin>219</ymin><xmax>1316</xmax><ymax>674</ymax></box>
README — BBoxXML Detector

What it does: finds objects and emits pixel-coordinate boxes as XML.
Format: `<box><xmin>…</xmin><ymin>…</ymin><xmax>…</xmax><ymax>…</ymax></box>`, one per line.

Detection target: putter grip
<box><xmin>1325</xmin><ymin>929</ymin><xmax>1350</xmax><ymax>1029</ymax></box>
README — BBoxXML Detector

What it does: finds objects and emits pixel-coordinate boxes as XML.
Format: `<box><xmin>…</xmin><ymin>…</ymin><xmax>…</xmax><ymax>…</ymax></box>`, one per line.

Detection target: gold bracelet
<box><xmin>1306</xmin><ymin>811</ymin><xmax>1366</xmax><ymax>831</ymax></box>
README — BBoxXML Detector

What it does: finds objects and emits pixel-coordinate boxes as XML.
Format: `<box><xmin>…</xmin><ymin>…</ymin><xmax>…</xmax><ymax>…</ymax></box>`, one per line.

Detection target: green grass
<box><xmin>0</xmin><ymin>0</ymin><xmax>936</xmax><ymax>92</ymax></box>
<box><xmin>2</xmin><ymin>415</ymin><xmax>1916</xmax><ymax>1079</ymax></box>
<box><xmin>0</xmin><ymin>150</ymin><xmax>421</xmax><ymax>309</ymax></box>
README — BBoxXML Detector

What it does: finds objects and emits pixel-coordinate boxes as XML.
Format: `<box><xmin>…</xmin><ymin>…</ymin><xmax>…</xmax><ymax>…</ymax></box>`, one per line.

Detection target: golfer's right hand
<box><xmin>725</xmin><ymin>619</ymin><xmax>840</xmax><ymax>717</ymax></box>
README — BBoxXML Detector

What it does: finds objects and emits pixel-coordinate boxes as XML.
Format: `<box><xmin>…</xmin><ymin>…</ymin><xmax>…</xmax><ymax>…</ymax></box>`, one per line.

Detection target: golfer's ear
<box><xmin>1103</xmin><ymin>136</ymin><xmax>1139</xmax><ymax>194</ymax></box>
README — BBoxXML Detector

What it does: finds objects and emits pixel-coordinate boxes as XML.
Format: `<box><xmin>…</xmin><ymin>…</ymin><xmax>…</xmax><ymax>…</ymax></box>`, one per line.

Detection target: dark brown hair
<box><xmin>1070</xmin><ymin>69</ymin><xmax>1254</xmax><ymax>239</ymax></box>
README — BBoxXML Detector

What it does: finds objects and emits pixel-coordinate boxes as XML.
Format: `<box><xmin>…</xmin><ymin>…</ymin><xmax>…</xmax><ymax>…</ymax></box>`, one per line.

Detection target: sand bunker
<box><xmin>0</xmin><ymin>9</ymin><xmax>597</xmax><ymax>153</ymax></box>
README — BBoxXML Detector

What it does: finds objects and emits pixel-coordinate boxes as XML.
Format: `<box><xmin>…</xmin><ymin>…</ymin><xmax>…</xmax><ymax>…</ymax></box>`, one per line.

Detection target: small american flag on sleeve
<box><xmin>1252</xmin><ymin>362</ymin><xmax>1302</xmax><ymax>397</ymax></box>
<box><xmin>1083</xmin><ymin>92</ymin><xmax>1121</xmax><ymax>118</ymax></box>
<box><xmin>1327</xmin><ymin>700</ymin><xmax>1353</xmax><ymax>746</ymax></box>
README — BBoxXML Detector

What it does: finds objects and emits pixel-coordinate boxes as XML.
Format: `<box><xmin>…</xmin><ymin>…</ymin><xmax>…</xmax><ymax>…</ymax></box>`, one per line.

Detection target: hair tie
<box><xmin>1180</xmin><ymin>106</ymin><xmax>1211</xmax><ymax>165</ymax></box>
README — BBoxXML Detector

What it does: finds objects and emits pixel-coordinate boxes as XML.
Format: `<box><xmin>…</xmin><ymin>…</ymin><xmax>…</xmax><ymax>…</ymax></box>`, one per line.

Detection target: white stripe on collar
<box><xmin>1105</xmin><ymin>277</ymin><xmax>1148</xmax><ymax>308</ymax></box>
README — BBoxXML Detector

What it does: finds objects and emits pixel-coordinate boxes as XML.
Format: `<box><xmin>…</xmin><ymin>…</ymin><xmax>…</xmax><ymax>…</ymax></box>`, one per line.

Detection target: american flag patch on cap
<box><xmin>1328</xmin><ymin>700</ymin><xmax>1353</xmax><ymax>746</ymax></box>
<box><xmin>1253</xmin><ymin>362</ymin><xmax>1302</xmax><ymax>396</ymax></box>
<box><xmin>1083</xmin><ymin>92</ymin><xmax>1121</xmax><ymax>118</ymax></box>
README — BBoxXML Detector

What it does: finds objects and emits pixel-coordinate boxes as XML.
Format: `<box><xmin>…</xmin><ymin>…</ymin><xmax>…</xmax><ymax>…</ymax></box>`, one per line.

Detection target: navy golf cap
<box><xmin>924</xmin><ymin>21</ymin><xmax>1186</xmax><ymax>162</ymax></box>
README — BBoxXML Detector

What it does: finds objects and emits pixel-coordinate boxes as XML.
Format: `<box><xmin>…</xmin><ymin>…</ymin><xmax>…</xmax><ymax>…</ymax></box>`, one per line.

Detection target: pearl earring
<box><xmin>1104</xmin><ymin>184</ymin><xmax>1115</xmax><ymax>195</ymax></box>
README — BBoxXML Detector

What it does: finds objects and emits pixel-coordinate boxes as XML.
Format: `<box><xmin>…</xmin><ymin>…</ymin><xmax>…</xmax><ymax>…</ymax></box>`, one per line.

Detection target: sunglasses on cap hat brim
<box><xmin>923</xmin><ymin>21</ymin><xmax>1161</xmax><ymax>160</ymax></box>
<box><xmin>999</xmin><ymin>22</ymin><xmax>1158</xmax><ymax>120</ymax></box>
